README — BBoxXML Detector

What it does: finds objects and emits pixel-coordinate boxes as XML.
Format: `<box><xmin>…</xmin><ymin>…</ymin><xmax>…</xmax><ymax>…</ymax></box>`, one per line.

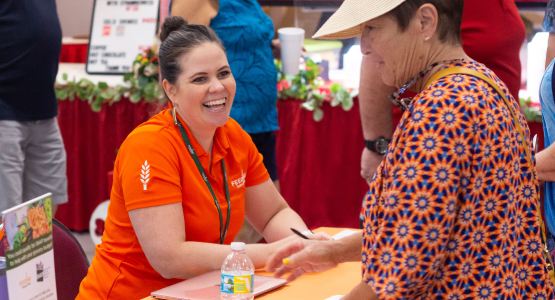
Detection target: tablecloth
<box><xmin>54</xmin><ymin>99</ymin><xmax>151</xmax><ymax>231</ymax></box>
<box><xmin>276</xmin><ymin>99</ymin><xmax>367</xmax><ymax>230</ymax></box>
<box><xmin>60</xmin><ymin>38</ymin><xmax>89</xmax><ymax>63</ymax></box>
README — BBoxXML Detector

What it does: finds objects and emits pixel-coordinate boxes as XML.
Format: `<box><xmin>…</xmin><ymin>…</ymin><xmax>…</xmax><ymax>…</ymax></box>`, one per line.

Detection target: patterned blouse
<box><xmin>362</xmin><ymin>61</ymin><xmax>555</xmax><ymax>299</ymax></box>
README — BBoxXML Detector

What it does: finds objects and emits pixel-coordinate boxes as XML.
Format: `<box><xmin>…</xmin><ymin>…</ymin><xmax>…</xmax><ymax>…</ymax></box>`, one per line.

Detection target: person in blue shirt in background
<box><xmin>538</xmin><ymin>0</ymin><xmax>555</xmax><ymax>260</ymax></box>
<box><xmin>170</xmin><ymin>0</ymin><xmax>280</xmax><ymax>244</ymax></box>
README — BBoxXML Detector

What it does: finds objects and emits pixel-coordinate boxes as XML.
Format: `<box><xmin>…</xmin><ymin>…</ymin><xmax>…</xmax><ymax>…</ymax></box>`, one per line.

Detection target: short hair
<box><xmin>387</xmin><ymin>0</ymin><xmax>464</xmax><ymax>45</ymax></box>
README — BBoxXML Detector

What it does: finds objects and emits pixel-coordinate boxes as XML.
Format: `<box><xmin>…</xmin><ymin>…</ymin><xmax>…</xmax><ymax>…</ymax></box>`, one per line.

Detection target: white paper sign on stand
<box><xmin>2</xmin><ymin>193</ymin><xmax>57</xmax><ymax>300</ymax></box>
<box><xmin>86</xmin><ymin>0</ymin><xmax>160</xmax><ymax>74</ymax></box>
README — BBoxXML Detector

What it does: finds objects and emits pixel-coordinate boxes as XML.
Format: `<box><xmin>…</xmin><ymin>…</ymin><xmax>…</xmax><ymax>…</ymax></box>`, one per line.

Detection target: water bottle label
<box><xmin>221</xmin><ymin>274</ymin><xmax>254</xmax><ymax>294</ymax></box>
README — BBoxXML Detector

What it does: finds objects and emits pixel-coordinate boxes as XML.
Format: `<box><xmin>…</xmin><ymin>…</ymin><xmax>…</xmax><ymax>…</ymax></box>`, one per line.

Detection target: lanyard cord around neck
<box><xmin>173</xmin><ymin>111</ymin><xmax>231</xmax><ymax>244</ymax></box>
<box><xmin>389</xmin><ymin>59</ymin><xmax>465</xmax><ymax>111</ymax></box>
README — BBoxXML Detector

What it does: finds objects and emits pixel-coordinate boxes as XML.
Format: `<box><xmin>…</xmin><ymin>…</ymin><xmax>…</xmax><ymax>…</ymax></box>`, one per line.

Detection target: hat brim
<box><xmin>312</xmin><ymin>0</ymin><xmax>407</xmax><ymax>40</ymax></box>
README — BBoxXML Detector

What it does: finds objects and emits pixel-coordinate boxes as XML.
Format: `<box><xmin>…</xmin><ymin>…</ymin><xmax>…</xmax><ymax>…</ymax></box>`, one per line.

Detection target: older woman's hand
<box><xmin>266</xmin><ymin>239</ymin><xmax>340</xmax><ymax>282</ymax></box>
<box><xmin>266</xmin><ymin>231</ymin><xmax>363</xmax><ymax>282</ymax></box>
<box><xmin>360</xmin><ymin>147</ymin><xmax>382</xmax><ymax>186</ymax></box>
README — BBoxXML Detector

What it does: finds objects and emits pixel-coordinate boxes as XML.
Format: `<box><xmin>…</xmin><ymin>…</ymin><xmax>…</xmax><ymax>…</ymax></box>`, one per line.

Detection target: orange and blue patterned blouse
<box><xmin>362</xmin><ymin>61</ymin><xmax>555</xmax><ymax>299</ymax></box>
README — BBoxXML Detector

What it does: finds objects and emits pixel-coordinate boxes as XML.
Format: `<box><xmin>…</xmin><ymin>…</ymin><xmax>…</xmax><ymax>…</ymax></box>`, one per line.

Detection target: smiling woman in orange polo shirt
<box><xmin>76</xmin><ymin>16</ymin><xmax>312</xmax><ymax>299</ymax></box>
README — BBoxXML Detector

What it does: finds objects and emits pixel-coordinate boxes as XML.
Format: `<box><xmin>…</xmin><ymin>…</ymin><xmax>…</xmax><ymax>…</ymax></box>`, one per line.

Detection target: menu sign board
<box><xmin>2</xmin><ymin>193</ymin><xmax>56</xmax><ymax>300</ymax></box>
<box><xmin>86</xmin><ymin>0</ymin><xmax>160</xmax><ymax>74</ymax></box>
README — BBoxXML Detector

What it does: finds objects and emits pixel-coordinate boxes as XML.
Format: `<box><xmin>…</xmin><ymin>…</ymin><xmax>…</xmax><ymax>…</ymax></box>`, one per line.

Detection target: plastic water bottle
<box><xmin>221</xmin><ymin>242</ymin><xmax>254</xmax><ymax>300</ymax></box>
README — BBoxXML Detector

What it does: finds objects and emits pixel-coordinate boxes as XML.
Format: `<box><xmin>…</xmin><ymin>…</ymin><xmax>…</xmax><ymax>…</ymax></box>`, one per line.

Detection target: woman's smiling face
<box><xmin>165</xmin><ymin>42</ymin><xmax>236</xmax><ymax>132</ymax></box>
<box><xmin>360</xmin><ymin>14</ymin><xmax>424</xmax><ymax>88</ymax></box>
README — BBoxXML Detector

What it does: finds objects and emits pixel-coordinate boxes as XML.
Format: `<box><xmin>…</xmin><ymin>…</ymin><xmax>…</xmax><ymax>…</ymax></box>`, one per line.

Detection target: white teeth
<box><xmin>204</xmin><ymin>98</ymin><xmax>226</xmax><ymax>106</ymax></box>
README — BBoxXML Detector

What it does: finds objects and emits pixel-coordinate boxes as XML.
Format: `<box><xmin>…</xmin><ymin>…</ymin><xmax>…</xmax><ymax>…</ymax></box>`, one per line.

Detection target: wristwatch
<box><xmin>365</xmin><ymin>137</ymin><xmax>391</xmax><ymax>155</ymax></box>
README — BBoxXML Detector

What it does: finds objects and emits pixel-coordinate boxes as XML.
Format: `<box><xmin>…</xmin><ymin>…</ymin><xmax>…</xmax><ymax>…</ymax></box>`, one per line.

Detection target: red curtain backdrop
<box><xmin>59</xmin><ymin>43</ymin><xmax>88</xmax><ymax>64</ymax></box>
<box><xmin>55</xmin><ymin>99</ymin><xmax>151</xmax><ymax>231</ymax></box>
<box><xmin>276</xmin><ymin>99</ymin><xmax>368</xmax><ymax>230</ymax></box>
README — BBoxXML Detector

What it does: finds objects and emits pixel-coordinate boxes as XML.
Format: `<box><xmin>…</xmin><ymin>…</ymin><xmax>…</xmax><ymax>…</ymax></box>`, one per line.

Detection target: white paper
<box><xmin>332</xmin><ymin>229</ymin><xmax>358</xmax><ymax>240</ymax></box>
<box><xmin>324</xmin><ymin>296</ymin><xmax>344</xmax><ymax>300</ymax></box>
<box><xmin>87</xmin><ymin>0</ymin><xmax>160</xmax><ymax>74</ymax></box>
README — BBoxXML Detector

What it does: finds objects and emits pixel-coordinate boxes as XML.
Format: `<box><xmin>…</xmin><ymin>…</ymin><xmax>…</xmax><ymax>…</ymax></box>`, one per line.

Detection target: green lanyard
<box><xmin>174</xmin><ymin>112</ymin><xmax>231</xmax><ymax>244</ymax></box>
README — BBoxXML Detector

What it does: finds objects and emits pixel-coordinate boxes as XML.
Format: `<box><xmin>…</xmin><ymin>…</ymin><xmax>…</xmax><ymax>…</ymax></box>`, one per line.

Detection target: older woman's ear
<box><xmin>416</xmin><ymin>3</ymin><xmax>439</xmax><ymax>42</ymax></box>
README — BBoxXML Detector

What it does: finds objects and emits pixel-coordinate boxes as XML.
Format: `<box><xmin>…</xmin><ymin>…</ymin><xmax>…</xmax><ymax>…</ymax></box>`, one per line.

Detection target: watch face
<box><xmin>376</xmin><ymin>139</ymin><xmax>389</xmax><ymax>154</ymax></box>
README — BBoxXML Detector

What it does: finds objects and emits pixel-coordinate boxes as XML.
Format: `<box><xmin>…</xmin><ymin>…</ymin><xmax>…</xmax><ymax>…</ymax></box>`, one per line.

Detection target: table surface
<box><xmin>142</xmin><ymin>227</ymin><xmax>361</xmax><ymax>300</ymax></box>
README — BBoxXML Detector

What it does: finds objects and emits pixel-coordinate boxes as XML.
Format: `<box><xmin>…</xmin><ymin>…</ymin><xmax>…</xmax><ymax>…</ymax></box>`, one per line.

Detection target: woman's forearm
<box><xmin>333</xmin><ymin>231</ymin><xmax>363</xmax><ymax>263</ymax></box>
<box><xmin>536</xmin><ymin>144</ymin><xmax>555</xmax><ymax>182</ymax></box>
<box><xmin>158</xmin><ymin>241</ymin><xmax>278</xmax><ymax>279</ymax></box>
<box><xmin>130</xmin><ymin>202</ymin><xmax>282</xmax><ymax>280</ymax></box>
<box><xmin>260</xmin><ymin>208</ymin><xmax>308</xmax><ymax>243</ymax></box>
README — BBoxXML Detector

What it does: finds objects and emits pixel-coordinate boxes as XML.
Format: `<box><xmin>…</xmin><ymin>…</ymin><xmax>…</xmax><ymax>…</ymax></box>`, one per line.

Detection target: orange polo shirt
<box><xmin>76</xmin><ymin>110</ymin><xmax>269</xmax><ymax>300</ymax></box>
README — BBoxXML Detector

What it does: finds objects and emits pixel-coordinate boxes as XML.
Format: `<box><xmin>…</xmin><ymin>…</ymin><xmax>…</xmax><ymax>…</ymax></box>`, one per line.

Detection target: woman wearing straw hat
<box><xmin>266</xmin><ymin>0</ymin><xmax>555</xmax><ymax>299</ymax></box>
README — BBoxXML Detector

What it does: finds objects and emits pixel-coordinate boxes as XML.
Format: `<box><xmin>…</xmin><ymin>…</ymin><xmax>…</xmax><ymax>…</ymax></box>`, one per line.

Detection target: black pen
<box><xmin>291</xmin><ymin>228</ymin><xmax>310</xmax><ymax>239</ymax></box>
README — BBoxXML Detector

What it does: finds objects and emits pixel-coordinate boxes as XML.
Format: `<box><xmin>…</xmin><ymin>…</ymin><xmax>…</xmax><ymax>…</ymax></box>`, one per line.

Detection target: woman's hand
<box><xmin>360</xmin><ymin>147</ymin><xmax>382</xmax><ymax>186</ymax></box>
<box><xmin>271</xmin><ymin>39</ymin><xmax>281</xmax><ymax>59</ymax></box>
<box><xmin>266</xmin><ymin>238</ymin><xmax>341</xmax><ymax>282</ymax></box>
<box><xmin>266</xmin><ymin>231</ymin><xmax>362</xmax><ymax>282</ymax></box>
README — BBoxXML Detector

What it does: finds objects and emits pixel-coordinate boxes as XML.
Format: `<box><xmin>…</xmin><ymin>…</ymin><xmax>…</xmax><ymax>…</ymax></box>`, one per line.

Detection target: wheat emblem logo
<box><xmin>188</xmin><ymin>144</ymin><xmax>195</xmax><ymax>155</ymax></box>
<box><xmin>141</xmin><ymin>160</ymin><xmax>150</xmax><ymax>190</ymax></box>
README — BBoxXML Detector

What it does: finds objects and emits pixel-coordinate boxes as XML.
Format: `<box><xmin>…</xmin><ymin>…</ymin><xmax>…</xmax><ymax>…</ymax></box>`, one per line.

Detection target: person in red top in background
<box><xmin>359</xmin><ymin>0</ymin><xmax>525</xmax><ymax>193</ymax></box>
<box><xmin>461</xmin><ymin>0</ymin><xmax>524</xmax><ymax>101</ymax></box>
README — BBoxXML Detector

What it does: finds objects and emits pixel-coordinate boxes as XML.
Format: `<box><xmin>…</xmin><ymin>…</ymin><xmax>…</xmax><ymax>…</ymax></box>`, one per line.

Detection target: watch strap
<box><xmin>365</xmin><ymin>137</ymin><xmax>391</xmax><ymax>154</ymax></box>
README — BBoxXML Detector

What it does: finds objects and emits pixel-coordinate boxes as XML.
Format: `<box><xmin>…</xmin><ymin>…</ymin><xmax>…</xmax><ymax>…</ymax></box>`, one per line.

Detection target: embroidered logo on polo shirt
<box><xmin>231</xmin><ymin>170</ymin><xmax>246</xmax><ymax>188</ymax></box>
<box><xmin>141</xmin><ymin>160</ymin><xmax>150</xmax><ymax>190</ymax></box>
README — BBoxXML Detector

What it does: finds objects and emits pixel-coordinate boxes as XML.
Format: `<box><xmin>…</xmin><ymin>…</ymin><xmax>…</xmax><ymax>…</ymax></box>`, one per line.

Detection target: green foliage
<box><xmin>55</xmin><ymin>48</ymin><xmax>164</xmax><ymax>112</ymax></box>
<box><xmin>519</xmin><ymin>97</ymin><xmax>543</xmax><ymax>123</ymax></box>
<box><xmin>276</xmin><ymin>58</ymin><xmax>357</xmax><ymax>122</ymax></box>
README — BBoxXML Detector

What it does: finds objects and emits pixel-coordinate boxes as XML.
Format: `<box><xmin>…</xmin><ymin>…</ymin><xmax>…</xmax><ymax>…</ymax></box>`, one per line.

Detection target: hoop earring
<box><xmin>424</xmin><ymin>36</ymin><xmax>430</xmax><ymax>41</ymax></box>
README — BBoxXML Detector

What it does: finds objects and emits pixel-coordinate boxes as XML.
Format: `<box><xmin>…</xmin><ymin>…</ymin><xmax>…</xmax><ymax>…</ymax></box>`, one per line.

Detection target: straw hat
<box><xmin>313</xmin><ymin>0</ymin><xmax>406</xmax><ymax>40</ymax></box>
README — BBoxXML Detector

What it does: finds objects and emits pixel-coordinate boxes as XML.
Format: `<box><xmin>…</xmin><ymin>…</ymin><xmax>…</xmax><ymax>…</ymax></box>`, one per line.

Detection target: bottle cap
<box><xmin>231</xmin><ymin>242</ymin><xmax>245</xmax><ymax>251</ymax></box>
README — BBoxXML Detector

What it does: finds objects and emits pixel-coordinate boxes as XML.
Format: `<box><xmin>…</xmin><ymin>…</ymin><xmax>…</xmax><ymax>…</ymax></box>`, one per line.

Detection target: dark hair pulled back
<box><xmin>159</xmin><ymin>16</ymin><xmax>224</xmax><ymax>86</ymax></box>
